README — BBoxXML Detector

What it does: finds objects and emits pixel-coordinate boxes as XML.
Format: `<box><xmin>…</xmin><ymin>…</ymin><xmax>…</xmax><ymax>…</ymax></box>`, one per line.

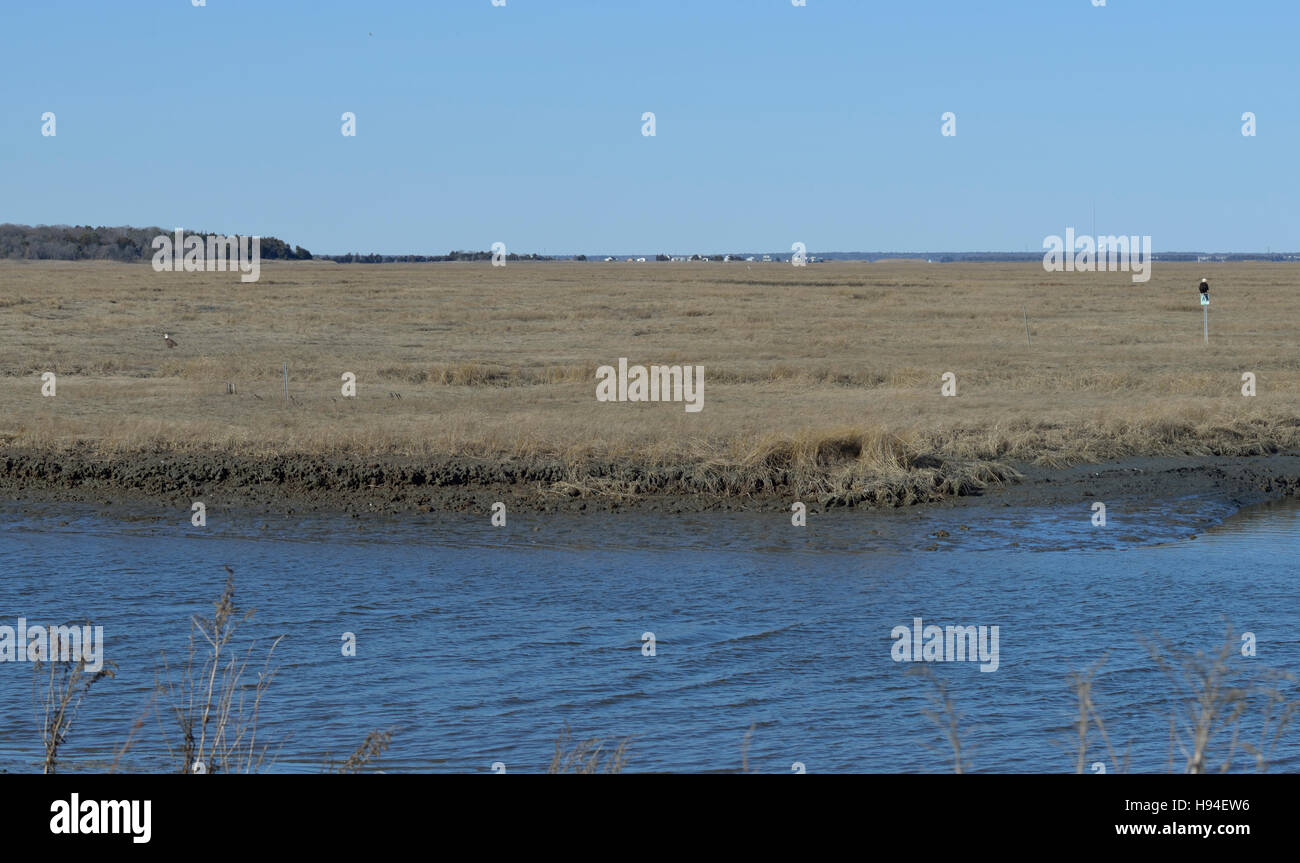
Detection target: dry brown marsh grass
<box><xmin>2</xmin><ymin>260</ymin><xmax>1298</xmax><ymax>500</ymax></box>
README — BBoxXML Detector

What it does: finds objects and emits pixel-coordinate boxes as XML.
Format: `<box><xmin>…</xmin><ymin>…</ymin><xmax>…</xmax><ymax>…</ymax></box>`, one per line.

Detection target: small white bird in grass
<box><xmin>163</xmin><ymin>333</ymin><xmax>177</xmax><ymax>348</ymax></box>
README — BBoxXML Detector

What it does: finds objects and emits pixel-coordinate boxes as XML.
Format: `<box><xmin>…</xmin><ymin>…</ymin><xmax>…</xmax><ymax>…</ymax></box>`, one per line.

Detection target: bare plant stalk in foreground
<box><xmin>1146</xmin><ymin>628</ymin><xmax>1297</xmax><ymax>774</ymax></box>
<box><xmin>155</xmin><ymin>567</ymin><xmax>285</xmax><ymax>774</ymax></box>
<box><xmin>740</xmin><ymin>721</ymin><xmax>756</xmax><ymax>774</ymax></box>
<box><xmin>547</xmin><ymin>723</ymin><xmax>630</xmax><ymax>774</ymax></box>
<box><xmin>331</xmin><ymin>728</ymin><xmax>397</xmax><ymax>773</ymax></box>
<box><xmin>910</xmin><ymin>665</ymin><xmax>970</xmax><ymax>774</ymax></box>
<box><xmin>33</xmin><ymin>628</ymin><xmax>115</xmax><ymax>774</ymax></box>
<box><xmin>109</xmin><ymin>696</ymin><xmax>154</xmax><ymax>774</ymax></box>
<box><xmin>1067</xmin><ymin>660</ymin><xmax>1130</xmax><ymax>774</ymax></box>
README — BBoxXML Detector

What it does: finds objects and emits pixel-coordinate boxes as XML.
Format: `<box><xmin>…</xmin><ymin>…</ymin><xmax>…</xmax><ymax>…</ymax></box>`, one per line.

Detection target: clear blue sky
<box><xmin>2</xmin><ymin>0</ymin><xmax>1295</xmax><ymax>254</ymax></box>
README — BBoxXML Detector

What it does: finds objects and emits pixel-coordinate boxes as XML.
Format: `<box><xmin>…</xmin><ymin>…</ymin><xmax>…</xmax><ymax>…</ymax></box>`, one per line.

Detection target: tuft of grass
<box><xmin>330</xmin><ymin>728</ymin><xmax>397</xmax><ymax>773</ymax></box>
<box><xmin>546</xmin><ymin>723</ymin><xmax>630</xmax><ymax>774</ymax></box>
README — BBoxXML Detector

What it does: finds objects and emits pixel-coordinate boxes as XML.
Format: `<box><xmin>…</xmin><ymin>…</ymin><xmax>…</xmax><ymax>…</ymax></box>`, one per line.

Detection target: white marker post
<box><xmin>1201</xmin><ymin>292</ymin><xmax>1209</xmax><ymax>344</ymax></box>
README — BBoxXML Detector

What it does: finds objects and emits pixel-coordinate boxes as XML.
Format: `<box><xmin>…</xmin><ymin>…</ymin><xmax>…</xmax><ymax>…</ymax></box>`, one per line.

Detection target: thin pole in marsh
<box><xmin>283</xmin><ymin>362</ymin><xmax>288</xmax><ymax>399</ymax></box>
<box><xmin>1199</xmin><ymin>277</ymin><xmax>1211</xmax><ymax>344</ymax></box>
<box><xmin>1023</xmin><ymin>305</ymin><xmax>1031</xmax><ymax>346</ymax></box>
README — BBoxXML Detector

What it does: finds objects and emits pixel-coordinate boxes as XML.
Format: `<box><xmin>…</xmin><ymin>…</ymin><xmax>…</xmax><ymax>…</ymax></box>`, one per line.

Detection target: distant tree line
<box><xmin>0</xmin><ymin>224</ymin><xmax>311</xmax><ymax>261</ymax></box>
<box><xmin>0</xmin><ymin>226</ymin><xmax>569</xmax><ymax>264</ymax></box>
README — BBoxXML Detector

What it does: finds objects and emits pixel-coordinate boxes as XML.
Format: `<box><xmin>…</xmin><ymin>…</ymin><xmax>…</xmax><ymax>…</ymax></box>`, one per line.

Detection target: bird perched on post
<box><xmin>1199</xmin><ymin>278</ymin><xmax>1210</xmax><ymax>296</ymax></box>
<box><xmin>163</xmin><ymin>333</ymin><xmax>177</xmax><ymax>348</ymax></box>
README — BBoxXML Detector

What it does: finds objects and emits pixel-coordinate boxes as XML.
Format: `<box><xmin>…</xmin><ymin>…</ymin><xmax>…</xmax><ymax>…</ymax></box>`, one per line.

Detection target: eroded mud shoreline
<box><xmin>2</xmin><ymin>448</ymin><xmax>1300</xmax><ymax>518</ymax></box>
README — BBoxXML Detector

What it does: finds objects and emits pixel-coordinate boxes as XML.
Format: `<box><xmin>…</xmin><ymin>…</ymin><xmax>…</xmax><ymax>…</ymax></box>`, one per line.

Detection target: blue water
<box><xmin>0</xmin><ymin>493</ymin><xmax>1296</xmax><ymax>773</ymax></box>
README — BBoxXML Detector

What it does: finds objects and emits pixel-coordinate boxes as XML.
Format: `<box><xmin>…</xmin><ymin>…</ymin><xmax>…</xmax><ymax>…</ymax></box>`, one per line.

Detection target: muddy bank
<box><xmin>0</xmin><ymin>447</ymin><xmax>1009</xmax><ymax>514</ymax></box>
<box><xmin>1</xmin><ymin>447</ymin><xmax>1300</xmax><ymax>516</ymax></box>
<box><xmin>946</xmin><ymin>454</ymin><xmax>1300</xmax><ymax>514</ymax></box>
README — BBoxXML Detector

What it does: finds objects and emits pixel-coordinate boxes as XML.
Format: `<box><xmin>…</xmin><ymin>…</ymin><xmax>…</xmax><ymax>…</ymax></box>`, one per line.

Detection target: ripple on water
<box><xmin>0</xmin><ymin>495</ymin><xmax>1296</xmax><ymax>772</ymax></box>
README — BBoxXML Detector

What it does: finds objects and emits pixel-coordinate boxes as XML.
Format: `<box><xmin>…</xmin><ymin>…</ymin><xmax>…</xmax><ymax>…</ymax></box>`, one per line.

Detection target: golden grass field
<box><xmin>1</xmin><ymin>259</ymin><xmax>1298</xmax><ymax>504</ymax></box>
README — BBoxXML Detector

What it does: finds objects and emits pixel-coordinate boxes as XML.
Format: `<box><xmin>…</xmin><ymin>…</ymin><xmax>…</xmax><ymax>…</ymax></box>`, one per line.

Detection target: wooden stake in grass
<box><xmin>1200</xmin><ymin>282</ymin><xmax>1210</xmax><ymax>344</ymax></box>
<box><xmin>283</xmin><ymin>362</ymin><xmax>288</xmax><ymax>399</ymax></box>
<box><xmin>1023</xmin><ymin>305</ymin><xmax>1031</xmax><ymax>346</ymax></box>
